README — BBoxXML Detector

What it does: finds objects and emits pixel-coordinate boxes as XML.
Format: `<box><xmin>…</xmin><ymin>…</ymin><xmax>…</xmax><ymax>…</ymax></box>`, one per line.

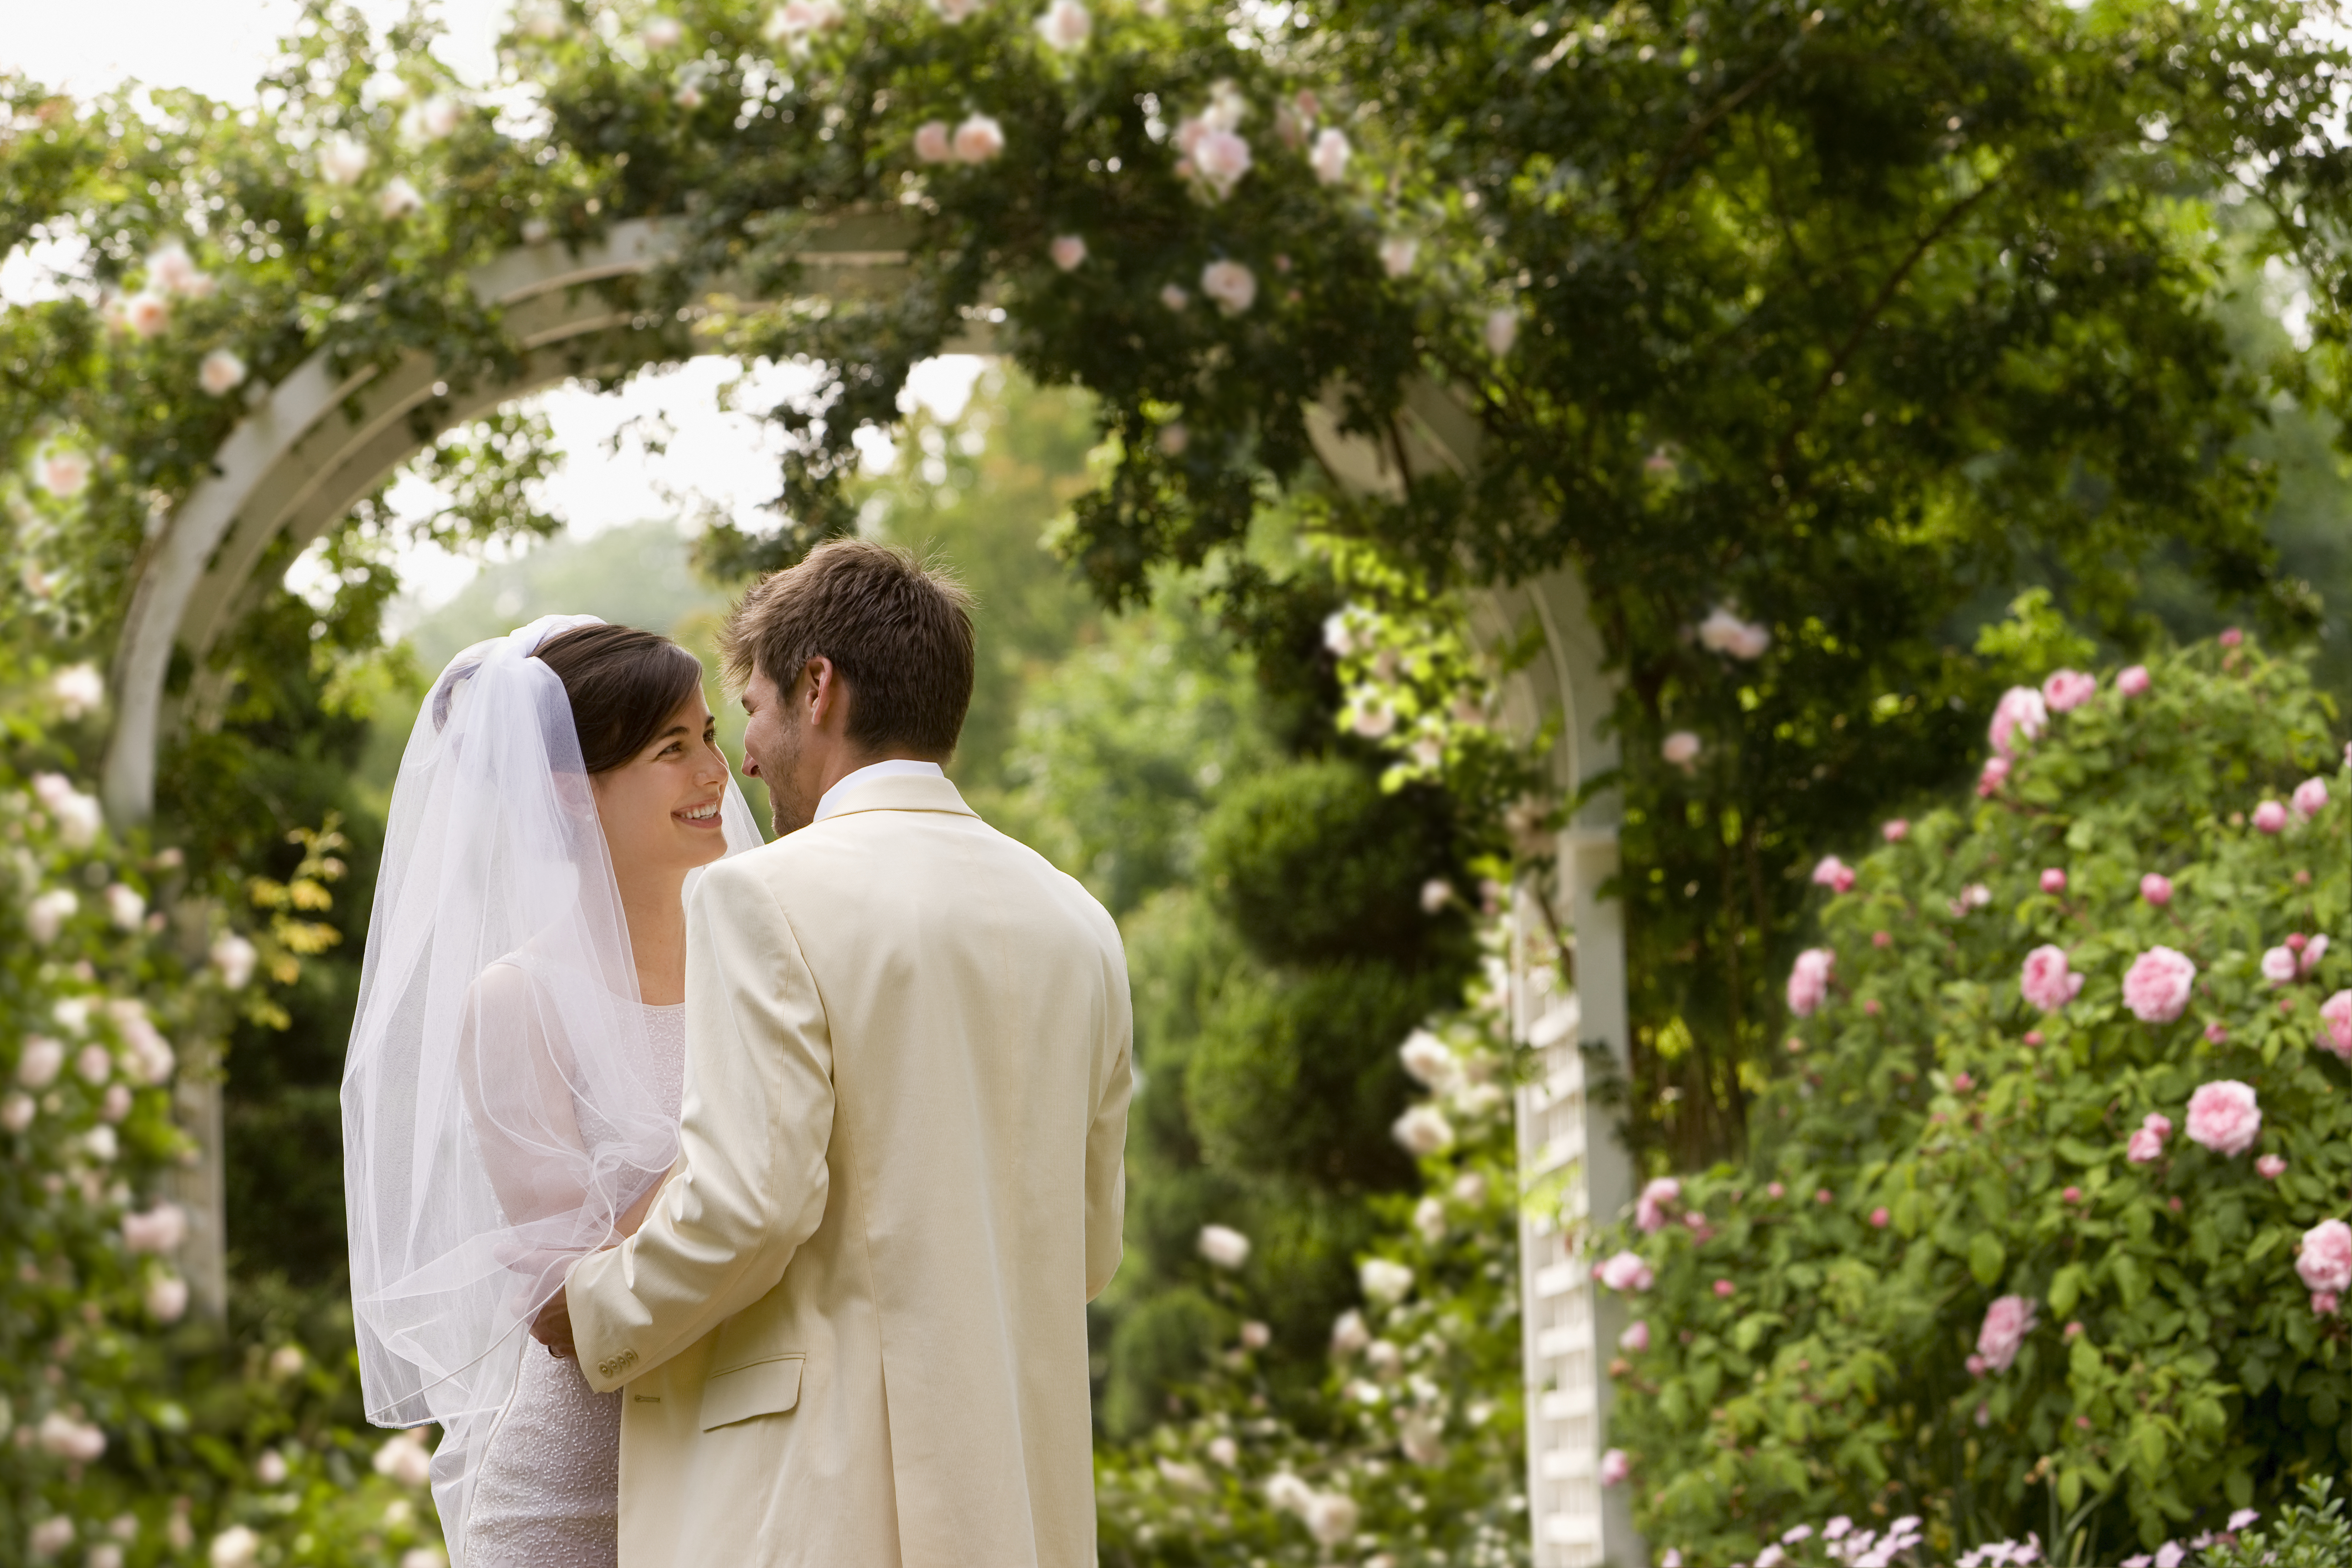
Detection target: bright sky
<box><xmin>1</xmin><ymin>0</ymin><xmax>985</xmax><ymax>617</ymax></box>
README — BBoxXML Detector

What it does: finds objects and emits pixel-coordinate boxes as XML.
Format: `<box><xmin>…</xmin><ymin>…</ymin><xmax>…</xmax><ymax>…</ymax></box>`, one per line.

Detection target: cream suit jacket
<box><xmin>564</xmin><ymin>773</ymin><xmax>1133</xmax><ymax>1568</ymax></box>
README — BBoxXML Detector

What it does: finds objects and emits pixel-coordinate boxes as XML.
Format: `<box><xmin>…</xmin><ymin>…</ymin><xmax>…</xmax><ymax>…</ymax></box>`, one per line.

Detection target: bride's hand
<box><xmin>530</xmin><ymin>1292</ymin><xmax>577</xmax><ymax>1359</ymax></box>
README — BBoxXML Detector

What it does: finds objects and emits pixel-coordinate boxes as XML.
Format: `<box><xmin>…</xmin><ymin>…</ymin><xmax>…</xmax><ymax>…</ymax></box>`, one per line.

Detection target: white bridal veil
<box><xmin>342</xmin><ymin>615</ymin><xmax>762</xmax><ymax>1559</ymax></box>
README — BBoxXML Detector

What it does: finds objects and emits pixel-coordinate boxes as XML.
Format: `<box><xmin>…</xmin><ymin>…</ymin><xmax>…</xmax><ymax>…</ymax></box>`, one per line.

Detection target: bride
<box><xmin>342</xmin><ymin>616</ymin><xmax>763</xmax><ymax>1566</ymax></box>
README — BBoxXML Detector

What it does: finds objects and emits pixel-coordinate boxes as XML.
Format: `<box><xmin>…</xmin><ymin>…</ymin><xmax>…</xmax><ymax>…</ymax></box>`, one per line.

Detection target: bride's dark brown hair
<box><xmin>533</xmin><ymin>624</ymin><xmax>707</xmax><ymax>775</ymax></box>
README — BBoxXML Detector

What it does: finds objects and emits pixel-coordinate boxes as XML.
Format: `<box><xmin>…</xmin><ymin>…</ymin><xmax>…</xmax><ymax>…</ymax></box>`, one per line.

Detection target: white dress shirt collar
<box><xmin>812</xmin><ymin>758</ymin><xmax>947</xmax><ymax>822</ymax></box>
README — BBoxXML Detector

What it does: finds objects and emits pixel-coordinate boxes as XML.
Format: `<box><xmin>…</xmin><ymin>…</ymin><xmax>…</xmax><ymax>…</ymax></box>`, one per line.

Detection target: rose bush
<box><xmin>1093</xmin><ymin>924</ymin><xmax>1529</xmax><ymax>1567</ymax></box>
<box><xmin>1593</xmin><ymin>633</ymin><xmax>2349</xmax><ymax>1563</ymax></box>
<box><xmin>0</xmin><ymin>657</ymin><xmax>443</xmax><ymax>1565</ymax></box>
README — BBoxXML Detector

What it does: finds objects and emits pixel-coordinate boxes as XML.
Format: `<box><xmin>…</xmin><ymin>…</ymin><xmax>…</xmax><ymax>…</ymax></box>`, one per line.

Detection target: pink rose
<box><xmin>1975</xmin><ymin>1294</ymin><xmax>2037</xmax><ymax>1373</ymax></box>
<box><xmin>2042</xmin><ymin>669</ymin><xmax>2097</xmax><ymax>712</ymax></box>
<box><xmin>2126</xmin><ymin>1127</ymin><xmax>2165</xmax><ymax>1163</ymax></box>
<box><xmin>1811</xmin><ymin>856</ymin><xmax>1855</xmax><ymax>894</ymax></box>
<box><xmin>912</xmin><ymin>120</ymin><xmax>952</xmax><ymax>163</ymax></box>
<box><xmin>2263</xmin><ymin>946</ymin><xmax>2300</xmax><ymax>987</ymax></box>
<box><xmin>1989</xmin><ymin>686</ymin><xmax>2048</xmax><ymax>757</ymax></box>
<box><xmin>2062</xmin><ymin>1186</ymin><xmax>2083</xmax><ymax>1204</ymax></box>
<box><xmin>2302</xmin><ymin>935</ymin><xmax>2329</xmax><ymax>977</ymax></box>
<box><xmin>2221</xmin><ymin>626</ymin><xmax>2244</xmax><ymax>646</ymax></box>
<box><xmin>2140</xmin><ymin>872</ymin><xmax>2174</xmax><ymax>906</ymax></box>
<box><xmin>1619</xmin><ymin>1320</ymin><xmax>1650</xmax><ymax>1353</ymax></box>
<box><xmin>1787</xmin><ymin>948</ymin><xmax>1833</xmax><ymax>1018</ymax></box>
<box><xmin>2293</xmin><ymin>778</ymin><xmax>2330</xmax><ymax>819</ymax></box>
<box><xmin>1966</xmin><ymin>1353</ymin><xmax>1988</xmax><ymax>1376</ymax></box>
<box><xmin>2040</xmin><ymin>868</ymin><xmax>2067</xmax><ymax>893</ymax></box>
<box><xmin>1712</xmin><ymin>1278</ymin><xmax>1734</xmax><ymax>1298</ymax></box>
<box><xmin>1882</xmin><ymin>819</ymin><xmax>1909</xmax><ymax>843</ymax></box>
<box><xmin>1599</xmin><ymin>1448</ymin><xmax>1630</xmax><ymax>1487</ymax></box>
<box><xmin>2297</xmin><ymin>1218</ymin><xmax>2352</xmax><ymax>1294</ymax></box>
<box><xmin>1977</xmin><ymin>756</ymin><xmax>2011</xmax><ymax>796</ymax></box>
<box><xmin>2186</xmin><ymin>1080</ymin><xmax>2261</xmax><ymax>1157</ymax></box>
<box><xmin>1868</xmin><ymin>1207</ymin><xmax>1889</xmax><ymax>1228</ymax></box>
<box><xmin>2115</xmin><ymin>664</ymin><xmax>2151</xmax><ymax>696</ymax></box>
<box><xmin>2253</xmin><ymin>800</ymin><xmax>2289</xmax><ymax>834</ymax></box>
<box><xmin>2020</xmin><ymin>945</ymin><xmax>2085</xmax><ymax>1012</ymax></box>
<box><xmin>1597</xmin><ymin>1251</ymin><xmax>1653</xmax><ymax>1293</ymax></box>
<box><xmin>2122</xmin><ymin>946</ymin><xmax>2197</xmax><ymax>1023</ymax></box>
<box><xmin>2258</xmin><ymin>1155</ymin><xmax>2286</xmax><ymax>1180</ymax></box>
<box><xmin>2316</xmin><ymin>1292</ymin><xmax>2341</xmax><ymax>1317</ymax></box>
<box><xmin>2323</xmin><ymin>990</ymin><xmax>2352</xmax><ymax>1060</ymax></box>
<box><xmin>1634</xmin><ymin>1177</ymin><xmax>1680</xmax><ymax>1233</ymax></box>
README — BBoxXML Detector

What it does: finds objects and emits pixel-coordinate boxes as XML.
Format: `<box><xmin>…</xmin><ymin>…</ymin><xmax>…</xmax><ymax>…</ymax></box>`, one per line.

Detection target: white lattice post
<box><xmin>1474</xmin><ymin>567</ymin><xmax>1642</xmax><ymax>1568</ymax></box>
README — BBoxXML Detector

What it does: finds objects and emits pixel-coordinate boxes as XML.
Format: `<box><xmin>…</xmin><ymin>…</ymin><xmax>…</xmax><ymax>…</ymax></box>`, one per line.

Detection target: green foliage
<box><xmin>1202</xmin><ymin>758</ymin><xmax>1466</xmax><ymax>967</ymax></box>
<box><xmin>0</xmin><ymin>667</ymin><xmax>442</xmax><ymax>1564</ymax></box>
<box><xmin>1095</xmin><ymin>949</ymin><xmax>1529</xmax><ymax>1568</ymax></box>
<box><xmin>1598</xmin><ymin>634</ymin><xmax>2350</xmax><ymax>1564</ymax></box>
<box><xmin>2201</xmin><ymin>1476</ymin><xmax>2352</xmax><ymax>1568</ymax></box>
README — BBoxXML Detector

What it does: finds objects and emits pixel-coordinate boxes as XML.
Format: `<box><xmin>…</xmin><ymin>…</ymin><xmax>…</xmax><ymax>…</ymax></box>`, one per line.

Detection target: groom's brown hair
<box><xmin>719</xmin><ymin>538</ymin><xmax>976</xmax><ymax>759</ymax></box>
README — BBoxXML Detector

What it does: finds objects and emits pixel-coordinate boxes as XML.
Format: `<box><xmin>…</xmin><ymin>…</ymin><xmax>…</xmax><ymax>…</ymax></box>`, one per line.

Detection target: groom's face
<box><xmin>739</xmin><ymin>664</ymin><xmax>816</xmax><ymax>836</ymax></box>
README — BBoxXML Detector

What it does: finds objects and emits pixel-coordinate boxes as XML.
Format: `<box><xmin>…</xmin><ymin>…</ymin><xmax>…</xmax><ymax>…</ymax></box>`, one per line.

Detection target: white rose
<box><xmin>1197</xmin><ymin>1223</ymin><xmax>1250</xmax><ymax>1269</ymax></box>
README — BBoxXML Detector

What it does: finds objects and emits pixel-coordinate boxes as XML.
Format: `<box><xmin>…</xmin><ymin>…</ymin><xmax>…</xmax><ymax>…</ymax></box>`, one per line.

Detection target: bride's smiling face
<box><xmin>590</xmin><ymin>689</ymin><xmax>733</xmax><ymax>876</ymax></box>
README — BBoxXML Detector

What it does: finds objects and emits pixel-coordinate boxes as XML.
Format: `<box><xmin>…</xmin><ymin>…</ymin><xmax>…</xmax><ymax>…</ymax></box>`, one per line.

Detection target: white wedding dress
<box><xmin>465</xmin><ymin>1000</ymin><xmax>687</xmax><ymax>1568</ymax></box>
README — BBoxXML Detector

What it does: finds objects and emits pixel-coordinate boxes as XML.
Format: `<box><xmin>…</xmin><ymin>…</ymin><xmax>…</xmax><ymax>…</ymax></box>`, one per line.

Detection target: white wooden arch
<box><xmin>102</xmin><ymin>218</ymin><xmax>1634</xmax><ymax>1564</ymax></box>
<box><xmin>1303</xmin><ymin>402</ymin><xmax>1639</xmax><ymax>1567</ymax></box>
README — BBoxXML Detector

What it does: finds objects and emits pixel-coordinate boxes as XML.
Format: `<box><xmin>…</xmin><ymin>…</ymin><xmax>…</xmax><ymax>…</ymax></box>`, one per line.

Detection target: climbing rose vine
<box><xmin>1589</xmin><ymin>634</ymin><xmax>2348</xmax><ymax>1564</ymax></box>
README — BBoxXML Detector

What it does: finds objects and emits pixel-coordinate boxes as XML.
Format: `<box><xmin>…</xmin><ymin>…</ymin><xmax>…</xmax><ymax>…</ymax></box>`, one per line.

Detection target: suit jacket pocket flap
<box><xmin>699</xmin><ymin>1354</ymin><xmax>804</xmax><ymax>1431</ymax></box>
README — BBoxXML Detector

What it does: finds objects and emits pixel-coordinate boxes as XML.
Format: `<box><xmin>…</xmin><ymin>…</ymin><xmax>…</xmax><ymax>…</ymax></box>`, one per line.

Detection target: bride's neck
<box><xmin>614</xmin><ymin>865</ymin><xmax>690</xmax><ymax>1006</ymax></box>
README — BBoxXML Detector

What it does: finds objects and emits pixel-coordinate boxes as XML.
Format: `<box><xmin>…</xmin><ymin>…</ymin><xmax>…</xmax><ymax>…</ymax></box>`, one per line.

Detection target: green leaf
<box><xmin>2049</xmin><ymin>1264</ymin><xmax>2085</xmax><ymax>1317</ymax></box>
<box><xmin>1969</xmin><ymin>1231</ymin><xmax>2007</xmax><ymax>1288</ymax></box>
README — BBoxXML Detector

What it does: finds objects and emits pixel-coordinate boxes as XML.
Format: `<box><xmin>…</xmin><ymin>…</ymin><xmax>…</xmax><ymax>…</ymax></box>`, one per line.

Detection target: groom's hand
<box><xmin>531</xmin><ymin>1291</ymin><xmax>577</xmax><ymax>1360</ymax></box>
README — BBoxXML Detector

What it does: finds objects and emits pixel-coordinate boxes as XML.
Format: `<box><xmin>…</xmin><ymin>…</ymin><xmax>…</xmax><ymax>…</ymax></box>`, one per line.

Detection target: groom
<box><xmin>540</xmin><ymin>540</ymin><xmax>1133</xmax><ymax>1567</ymax></box>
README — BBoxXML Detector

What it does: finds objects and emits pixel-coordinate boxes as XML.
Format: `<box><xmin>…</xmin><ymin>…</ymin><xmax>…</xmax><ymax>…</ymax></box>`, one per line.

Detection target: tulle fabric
<box><xmin>342</xmin><ymin>615</ymin><xmax>762</xmax><ymax>1563</ymax></box>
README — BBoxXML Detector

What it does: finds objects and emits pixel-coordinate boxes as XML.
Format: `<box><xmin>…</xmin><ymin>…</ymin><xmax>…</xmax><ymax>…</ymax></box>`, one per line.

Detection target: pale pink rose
<box><xmin>2316</xmin><ymin>1292</ymin><xmax>2341</xmax><ymax>1317</ymax></box>
<box><xmin>2302</xmin><ymin>935</ymin><xmax>2330</xmax><ymax>977</ymax></box>
<box><xmin>147</xmin><ymin>243</ymin><xmax>202</xmax><ymax>294</ymax></box>
<box><xmin>38</xmin><ymin>449</ymin><xmax>91</xmax><ymax>498</ymax></box>
<box><xmin>100</xmin><ymin>1084</ymin><xmax>131</xmax><ymax>1122</ymax></box>
<box><xmin>1486</xmin><ymin>305</ymin><xmax>1524</xmax><ymax>355</ymax></box>
<box><xmin>1597</xmin><ymin>1250</ymin><xmax>1653</xmax><ymax>1293</ymax></box>
<box><xmin>1309</xmin><ymin>127</ymin><xmax>1350</xmax><ymax>184</ymax></box>
<box><xmin>2186</xmin><ymin>1080</ymin><xmax>2261</xmax><ymax>1157</ymax></box>
<box><xmin>1198</xmin><ymin>1224</ymin><xmax>1250</xmax><ymax>1269</ymax></box>
<box><xmin>2122</xmin><ymin>946</ymin><xmax>2197</xmax><ymax>1023</ymax></box>
<box><xmin>1598</xmin><ymin>1448</ymin><xmax>1630</xmax><ymax>1486</ymax></box>
<box><xmin>2293</xmin><ymin>778</ymin><xmax>2330</xmax><ymax>819</ymax></box>
<box><xmin>1035</xmin><ymin>0</ymin><xmax>1090</xmax><ymax>50</ymax></box>
<box><xmin>1977</xmin><ymin>756</ymin><xmax>2010</xmax><ymax>796</ymax></box>
<box><xmin>1966</xmin><ymin>1353</ymin><xmax>1988</xmax><ymax>1376</ymax></box>
<box><xmin>2140</xmin><ymin>872</ymin><xmax>2174</xmax><ymax>906</ymax></box>
<box><xmin>1619</xmin><ymin>1320</ymin><xmax>1650</xmax><ymax>1353</ymax></box>
<box><xmin>1379</xmin><ymin>236</ymin><xmax>1419</xmax><ymax>278</ymax></box>
<box><xmin>1725</xmin><ymin>619</ymin><xmax>1771</xmax><ymax>659</ymax></box>
<box><xmin>2116</xmin><ymin>664</ymin><xmax>2151</xmax><ymax>696</ymax></box>
<box><xmin>2322</xmin><ymin>990</ymin><xmax>2352</xmax><ymax>1059</ymax></box>
<box><xmin>122</xmin><ymin>1204</ymin><xmax>186</xmax><ymax>1254</ymax></box>
<box><xmin>1661</xmin><ymin>731</ymin><xmax>1701</xmax><ymax>768</ymax></box>
<box><xmin>1391</xmin><ymin>1104</ymin><xmax>1454</xmax><ymax>1156</ymax></box>
<box><xmin>1049</xmin><ymin>235</ymin><xmax>1088</xmax><ymax>271</ymax></box>
<box><xmin>1786</xmin><ymin>948</ymin><xmax>1833</xmax><ymax>1018</ymax></box>
<box><xmin>318</xmin><ymin>133</ymin><xmax>370</xmax><ymax>185</ymax></box>
<box><xmin>0</xmin><ymin>1093</ymin><xmax>32</xmax><ymax>1132</ymax></box>
<box><xmin>1330</xmin><ymin>1309</ymin><xmax>1369</xmax><ymax>1356</ymax></box>
<box><xmin>123</xmin><ymin>292</ymin><xmax>171</xmax><ymax>338</ymax></box>
<box><xmin>2258</xmin><ymin>1155</ymin><xmax>2286</xmax><ymax>1180</ymax></box>
<box><xmin>1712</xmin><ymin>1278</ymin><xmax>1734</xmax><ymax>1297</ymax></box>
<box><xmin>1975</xmin><ymin>1294</ymin><xmax>2037</xmax><ymax>1372</ymax></box>
<box><xmin>1634</xmin><ymin>1177</ymin><xmax>1680</xmax><ymax>1233</ymax></box>
<box><xmin>2298</xmin><ymin>1218</ymin><xmax>2352</xmax><ymax>1294</ymax></box>
<box><xmin>17</xmin><ymin>1036</ymin><xmax>65</xmax><ymax>1089</ymax></box>
<box><xmin>2206</xmin><ymin>1021</ymin><xmax>2230</xmax><ymax>1045</ymax></box>
<box><xmin>2220</xmin><ymin>626</ymin><xmax>2245</xmax><ymax>646</ymax></box>
<box><xmin>198</xmin><ymin>348</ymin><xmax>247</xmax><ymax>397</ymax></box>
<box><xmin>2126</xmin><ymin>1127</ymin><xmax>2165</xmax><ymax>1163</ymax></box>
<box><xmin>145</xmin><ymin>1274</ymin><xmax>189</xmax><ymax>1322</ymax></box>
<box><xmin>1159</xmin><ymin>283</ymin><xmax>1190</xmax><ymax>312</ymax></box>
<box><xmin>1869</xmin><ymin>1207</ymin><xmax>1889</xmax><ymax>1228</ymax></box>
<box><xmin>76</xmin><ymin>1043</ymin><xmax>112</xmax><ymax>1084</ymax></box>
<box><xmin>1201</xmin><ymin>259</ymin><xmax>1256</xmax><ymax>315</ymax></box>
<box><xmin>952</xmin><ymin>114</ymin><xmax>1006</xmax><ymax>163</ymax></box>
<box><xmin>1398</xmin><ymin>1030</ymin><xmax>1454</xmax><ymax>1086</ymax></box>
<box><xmin>105</xmin><ymin>883</ymin><xmax>145</xmax><ymax>931</ymax></box>
<box><xmin>1192</xmin><ymin>128</ymin><xmax>1253</xmax><ymax>198</ymax></box>
<box><xmin>1882</xmin><ymin>819</ymin><xmax>1909</xmax><ymax>843</ymax></box>
<box><xmin>1988</xmin><ymin>686</ymin><xmax>2048</xmax><ymax>757</ymax></box>
<box><xmin>2253</xmin><ymin>800</ymin><xmax>2288</xmax><ymax>834</ymax></box>
<box><xmin>912</xmin><ymin>120</ymin><xmax>953</xmax><ymax>162</ymax></box>
<box><xmin>2042</xmin><ymin>669</ymin><xmax>2097</xmax><ymax>712</ymax></box>
<box><xmin>2020</xmin><ymin>945</ymin><xmax>2084</xmax><ymax>1012</ymax></box>
<box><xmin>2262</xmin><ymin>946</ymin><xmax>2299</xmax><ymax>986</ymax></box>
<box><xmin>2040</xmin><ymin>868</ymin><xmax>2066</xmax><ymax>893</ymax></box>
<box><xmin>1811</xmin><ymin>856</ymin><xmax>1855</xmax><ymax>894</ymax></box>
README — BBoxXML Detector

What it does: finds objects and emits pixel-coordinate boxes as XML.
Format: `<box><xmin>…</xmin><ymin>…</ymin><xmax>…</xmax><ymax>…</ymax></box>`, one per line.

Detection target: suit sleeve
<box><xmin>1083</xmin><ymin>933</ymin><xmax>1134</xmax><ymax>1302</ymax></box>
<box><xmin>567</xmin><ymin>860</ymin><xmax>834</xmax><ymax>1391</ymax></box>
